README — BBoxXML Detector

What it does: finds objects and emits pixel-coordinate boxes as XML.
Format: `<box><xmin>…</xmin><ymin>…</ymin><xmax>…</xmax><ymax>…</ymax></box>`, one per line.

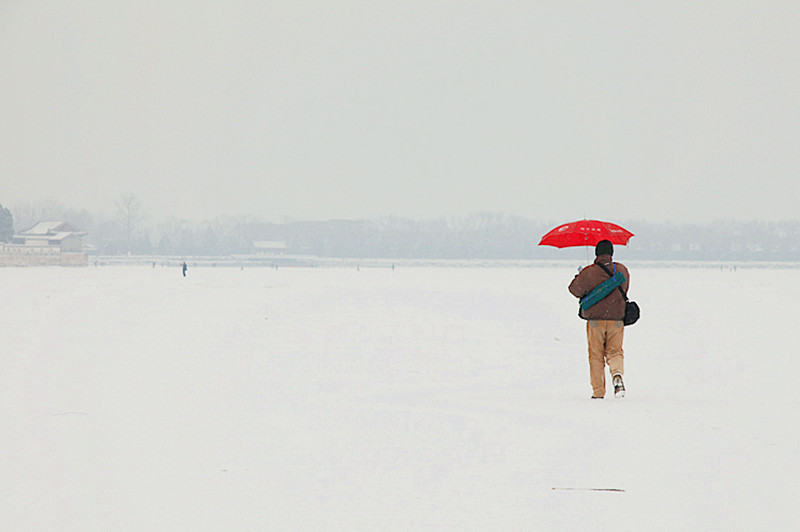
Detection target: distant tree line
<box><xmin>76</xmin><ymin>213</ymin><xmax>800</xmax><ymax>262</ymax></box>
<box><xmin>229</xmin><ymin>216</ymin><xmax>800</xmax><ymax>262</ymax></box>
<box><xmin>4</xmin><ymin>198</ymin><xmax>800</xmax><ymax>261</ymax></box>
<box><xmin>0</xmin><ymin>203</ymin><xmax>13</xmax><ymax>242</ymax></box>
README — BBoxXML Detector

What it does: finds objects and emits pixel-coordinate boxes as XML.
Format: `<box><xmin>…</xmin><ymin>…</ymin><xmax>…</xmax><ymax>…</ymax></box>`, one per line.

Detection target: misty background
<box><xmin>2</xmin><ymin>1</ymin><xmax>799</xmax><ymax>259</ymax></box>
<box><xmin>2</xmin><ymin>197</ymin><xmax>799</xmax><ymax>262</ymax></box>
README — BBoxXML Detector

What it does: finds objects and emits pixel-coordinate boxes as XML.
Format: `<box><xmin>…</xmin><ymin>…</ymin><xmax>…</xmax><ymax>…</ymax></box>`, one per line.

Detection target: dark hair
<box><xmin>595</xmin><ymin>240</ymin><xmax>613</xmax><ymax>256</ymax></box>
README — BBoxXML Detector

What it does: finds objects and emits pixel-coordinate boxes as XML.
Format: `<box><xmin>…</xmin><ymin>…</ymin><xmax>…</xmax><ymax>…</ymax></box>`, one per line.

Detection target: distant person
<box><xmin>182</xmin><ymin>262</ymin><xmax>187</xmax><ymax>277</ymax></box>
<box><xmin>568</xmin><ymin>240</ymin><xmax>630</xmax><ymax>399</ymax></box>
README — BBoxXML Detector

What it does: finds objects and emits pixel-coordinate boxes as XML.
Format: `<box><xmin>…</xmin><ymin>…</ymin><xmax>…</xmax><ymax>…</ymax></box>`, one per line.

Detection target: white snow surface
<box><xmin>1</xmin><ymin>264</ymin><xmax>798</xmax><ymax>531</ymax></box>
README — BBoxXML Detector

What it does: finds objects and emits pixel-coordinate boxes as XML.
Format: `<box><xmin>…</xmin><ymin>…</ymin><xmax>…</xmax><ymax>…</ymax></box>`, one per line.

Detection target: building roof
<box><xmin>25</xmin><ymin>232</ymin><xmax>79</xmax><ymax>242</ymax></box>
<box><xmin>20</xmin><ymin>221</ymin><xmax>85</xmax><ymax>236</ymax></box>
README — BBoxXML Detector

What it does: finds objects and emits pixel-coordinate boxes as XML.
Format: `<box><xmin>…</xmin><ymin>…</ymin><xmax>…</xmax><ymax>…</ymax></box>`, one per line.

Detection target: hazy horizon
<box><xmin>3</xmin><ymin>1</ymin><xmax>799</xmax><ymax>224</ymax></box>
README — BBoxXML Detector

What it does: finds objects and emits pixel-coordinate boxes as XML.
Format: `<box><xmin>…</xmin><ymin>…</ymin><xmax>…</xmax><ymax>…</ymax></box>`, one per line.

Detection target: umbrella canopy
<box><xmin>538</xmin><ymin>219</ymin><xmax>634</xmax><ymax>249</ymax></box>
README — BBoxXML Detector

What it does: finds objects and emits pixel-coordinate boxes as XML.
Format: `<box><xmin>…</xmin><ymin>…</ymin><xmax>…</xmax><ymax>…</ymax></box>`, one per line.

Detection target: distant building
<box><xmin>0</xmin><ymin>221</ymin><xmax>88</xmax><ymax>266</ymax></box>
<box><xmin>252</xmin><ymin>240</ymin><xmax>288</xmax><ymax>255</ymax></box>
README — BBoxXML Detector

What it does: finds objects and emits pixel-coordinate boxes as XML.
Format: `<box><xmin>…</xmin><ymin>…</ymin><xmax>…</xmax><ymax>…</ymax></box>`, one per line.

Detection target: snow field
<box><xmin>1</xmin><ymin>264</ymin><xmax>798</xmax><ymax>530</ymax></box>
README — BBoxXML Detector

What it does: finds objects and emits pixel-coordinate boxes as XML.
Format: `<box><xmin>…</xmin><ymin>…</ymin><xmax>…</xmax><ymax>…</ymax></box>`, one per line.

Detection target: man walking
<box><xmin>568</xmin><ymin>240</ymin><xmax>630</xmax><ymax>399</ymax></box>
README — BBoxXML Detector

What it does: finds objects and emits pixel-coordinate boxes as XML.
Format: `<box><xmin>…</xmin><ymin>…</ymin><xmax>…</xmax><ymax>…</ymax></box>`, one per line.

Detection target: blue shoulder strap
<box><xmin>580</xmin><ymin>269</ymin><xmax>626</xmax><ymax>311</ymax></box>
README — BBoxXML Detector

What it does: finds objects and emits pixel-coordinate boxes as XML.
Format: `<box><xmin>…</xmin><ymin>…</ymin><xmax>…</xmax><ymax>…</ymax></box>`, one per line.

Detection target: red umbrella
<box><xmin>538</xmin><ymin>219</ymin><xmax>634</xmax><ymax>249</ymax></box>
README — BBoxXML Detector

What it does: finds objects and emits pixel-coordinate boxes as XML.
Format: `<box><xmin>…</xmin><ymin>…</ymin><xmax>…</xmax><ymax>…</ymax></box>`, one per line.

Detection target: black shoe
<box><xmin>613</xmin><ymin>374</ymin><xmax>625</xmax><ymax>398</ymax></box>
<box><xmin>591</xmin><ymin>396</ymin><xmax>604</xmax><ymax>399</ymax></box>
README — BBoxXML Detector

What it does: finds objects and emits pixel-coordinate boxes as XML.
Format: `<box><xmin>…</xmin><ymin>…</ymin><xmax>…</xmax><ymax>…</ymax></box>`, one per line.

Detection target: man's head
<box><xmin>595</xmin><ymin>239</ymin><xmax>613</xmax><ymax>257</ymax></box>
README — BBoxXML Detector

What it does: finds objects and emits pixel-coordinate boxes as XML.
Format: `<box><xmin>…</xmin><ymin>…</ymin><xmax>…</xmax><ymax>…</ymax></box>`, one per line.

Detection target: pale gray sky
<box><xmin>1</xmin><ymin>1</ymin><xmax>798</xmax><ymax>223</ymax></box>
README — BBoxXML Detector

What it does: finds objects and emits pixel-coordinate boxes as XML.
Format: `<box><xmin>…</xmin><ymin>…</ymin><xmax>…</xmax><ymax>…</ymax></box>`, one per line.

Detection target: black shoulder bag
<box><xmin>596</xmin><ymin>262</ymin><xmax>640</xmax><ymax>326</ymax></box>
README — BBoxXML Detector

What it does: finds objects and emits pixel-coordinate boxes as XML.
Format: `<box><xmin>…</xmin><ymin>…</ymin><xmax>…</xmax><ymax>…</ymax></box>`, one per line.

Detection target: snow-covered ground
<box><xmin>1</xmin><ymin>264</ymin><xmax>798</xmax><ymax>530</ymax></box>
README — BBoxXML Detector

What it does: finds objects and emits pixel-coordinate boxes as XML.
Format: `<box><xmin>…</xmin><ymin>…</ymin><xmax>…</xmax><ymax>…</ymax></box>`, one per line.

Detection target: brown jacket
<box><xmin>568</xmin><ymin>255</ymin><xmax>630</xmax><ymax>321</ymax></box>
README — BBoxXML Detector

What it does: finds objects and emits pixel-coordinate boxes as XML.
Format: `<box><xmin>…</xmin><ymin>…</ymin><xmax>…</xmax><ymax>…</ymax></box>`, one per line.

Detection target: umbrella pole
<box><xmin>584</xmin><ymin>234</ymin><xmax>590</xmax><ymax>264</ymax></box>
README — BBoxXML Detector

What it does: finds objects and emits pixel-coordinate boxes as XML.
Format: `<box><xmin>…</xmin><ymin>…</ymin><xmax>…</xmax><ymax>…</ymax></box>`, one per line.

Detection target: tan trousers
<box><xmin>586</xmin><ymin>320</ymin><xmax>624</xmax><ymax>398</ymax></box>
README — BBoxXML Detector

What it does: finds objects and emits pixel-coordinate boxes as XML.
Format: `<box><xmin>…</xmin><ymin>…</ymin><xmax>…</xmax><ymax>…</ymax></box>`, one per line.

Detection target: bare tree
<box><xmin>116</xmin><ymin>193</ymin><xmax>145</xmax><ymax>255</ymax></box>
<box><xmin>12</xmin><ymin>198</ymin><xmax>67</xmax><ymax>231</ymax></box>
